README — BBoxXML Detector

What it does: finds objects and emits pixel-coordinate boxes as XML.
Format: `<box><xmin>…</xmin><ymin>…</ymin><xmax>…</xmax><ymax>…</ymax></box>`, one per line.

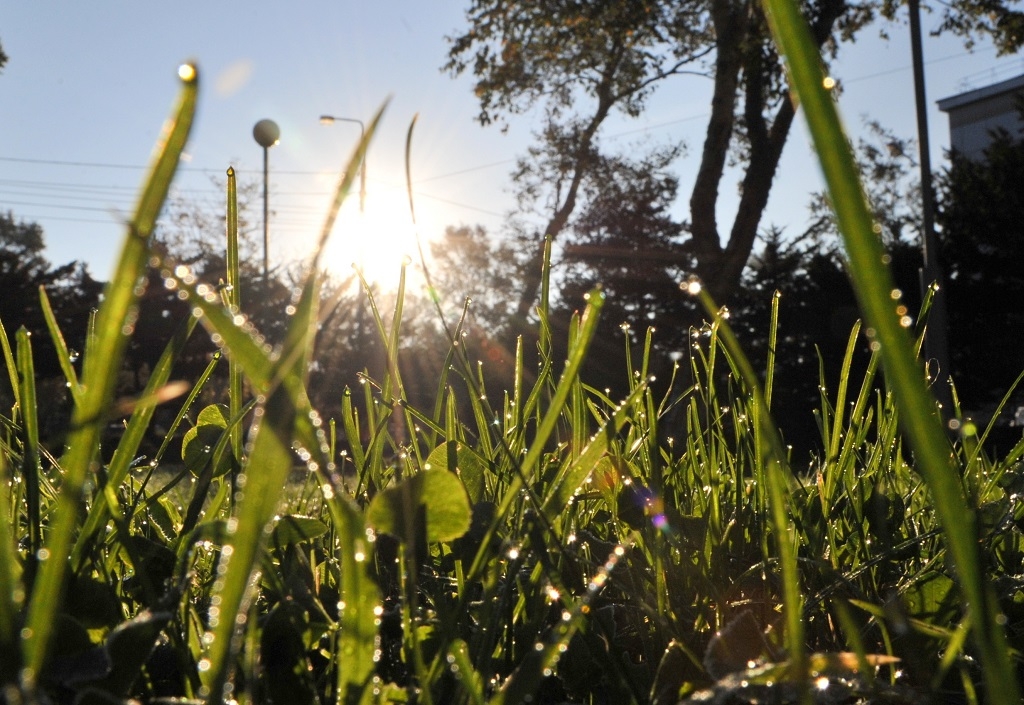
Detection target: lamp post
<box><xmin>907</xmin><ymin>0</ymin><xmax>952</xmax><ymax>414</ymax></box>
<box><xmin>319</xmin><ymin>114</ymin><xmax>366</xmax><ymax>212</ymax></box>
<box><xmin>252</xmin><ymin>118</ymin><xmax>280</xmax><ymax>283</ymax></box>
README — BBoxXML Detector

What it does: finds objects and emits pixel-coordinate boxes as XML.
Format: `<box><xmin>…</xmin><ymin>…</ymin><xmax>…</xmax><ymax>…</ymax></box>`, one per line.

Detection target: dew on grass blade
<box><xmin>681</xmin><ymin>276</ymin><xmax>702</xmax><ymax>296</ymax></box>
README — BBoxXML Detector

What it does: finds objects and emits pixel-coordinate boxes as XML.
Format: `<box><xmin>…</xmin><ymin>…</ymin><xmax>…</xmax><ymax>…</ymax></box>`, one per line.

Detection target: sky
<box><xmin>2</xmin><ymin>1</ymin><xmax>1023</xmax><ymax>284</ymax></box>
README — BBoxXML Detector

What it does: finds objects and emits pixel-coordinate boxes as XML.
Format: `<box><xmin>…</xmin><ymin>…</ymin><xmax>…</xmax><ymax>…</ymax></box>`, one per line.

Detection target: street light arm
<box><xmin>320</xmin><ymin>114</ymin><xmax>367</xmax><ymax>213</ymax></box>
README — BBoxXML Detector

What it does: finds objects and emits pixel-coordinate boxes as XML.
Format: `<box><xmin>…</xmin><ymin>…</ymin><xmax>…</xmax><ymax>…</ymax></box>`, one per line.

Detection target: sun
<box><xmin>323</xmin><ymin>187</ymin><xmax>423</xmax><ymax>287</ymax></box>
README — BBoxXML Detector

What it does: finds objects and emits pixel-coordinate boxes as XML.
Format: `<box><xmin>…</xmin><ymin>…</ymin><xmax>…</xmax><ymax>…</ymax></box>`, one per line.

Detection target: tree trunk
<box><xmin>688</xmin><ymin>0</ymin><xmax>748</xmax><ymax>259</ymax></box>
<box><xmin>693</xmin><ymin>0</ymin><xmax>848</xmax><ymax>302</ymax></box>
<box><xmin>511</xmin><ymin>57</ymin><xmax>620</xmax><ymax>328</ymax></box>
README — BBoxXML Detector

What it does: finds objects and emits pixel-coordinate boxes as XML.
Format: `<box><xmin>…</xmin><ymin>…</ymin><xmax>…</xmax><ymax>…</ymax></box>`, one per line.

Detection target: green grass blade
<box><xmin>693</xmin><ymin>287</ymin><xmax>806</xmax><ymax>684</ymax></box>
<box><xmin>540</xmin><ymin>382</ymin><xmax>648</xmax><ymax>520</ymax></box>
<box><xmin>765</xmin><ymin>291</ymin><xmax>780</xmax><ymax>409</ymax></box>
<box><xmin>327</xmin><ymin>491</ymin><xmax>380</xmax><ymax>704</ymax></box>
<box><xmin>16</xmin><ymin>329</ymin><xmax>41</xmax><ymax>558</ymax></box>
<box><xmin>201</xmin><ymin>385</ymin><xmax>299</xmax><ymax>700</ymax></box>
<box><xmin>22</xmin><ymin>63</ymin><xmax>198</xmax><ymax>683</ymax></box>
<box><xmin>0</xmin><ymin>452</ymin><xmax>19</xmax><ymax>681</ymax></box>
<box><xmin>71</xmin><ymin>314</ymin><xmax>198</xmax><ymax>566</ymax></box>
<box><xmin>200</xmin><ymin>276</ymin><xmax>324</xmax><ymax>701</ymax></box>
<box><xmin>38</xmin><ymin>287</ymin><xmax>83</xmax><ymax>405</ymax></box>
<box><xmin>0</xmin><ymin>319</ymin><xmax>20</xmax><ymax>412</ymax></box>
<box><xmin>225</xmin><ymin>167</ymin><xmax>244</xmax><ymax>467</ymax></box>
<box><xmin>758</xmin><ymin>4</ymin><xmax>1020</xmax><ymax>701</ymax></box>
<box><xmin>467</xmin><ymin>288</ymin><xmax>604</xmax><ymax>581</ymax></box>
<box><xmin>200</xmin><ymin>105</ymin><xmax>384</xmax><ymax>699</ymax></box>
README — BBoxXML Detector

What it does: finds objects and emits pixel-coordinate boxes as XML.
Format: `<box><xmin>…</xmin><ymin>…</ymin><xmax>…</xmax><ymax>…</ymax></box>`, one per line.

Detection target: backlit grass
<box><xmin>0</xmin><ymin>18</ymin><xmax>1021</xmax><ymax>704</ymax></box>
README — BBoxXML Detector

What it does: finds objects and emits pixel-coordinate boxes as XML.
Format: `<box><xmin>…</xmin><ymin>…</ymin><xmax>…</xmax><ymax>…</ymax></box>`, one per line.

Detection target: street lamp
<box><xmin>253</xmin><ymin>118</ymin><xmax>280</xmax><ymax>283</ymax></box>
<box><xmin>319</xmin><ymin>114</ymin><xmax>367</xmax><ymax>212</ymax></box>
<box><xmin>906</xmin><ymin>0</ymin><xmax>952</xmax><ymax>413</ymax></box>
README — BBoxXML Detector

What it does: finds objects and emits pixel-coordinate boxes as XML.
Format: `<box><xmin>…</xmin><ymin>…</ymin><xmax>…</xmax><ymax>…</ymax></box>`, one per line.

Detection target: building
<box><xmin>937</xmin><ymin>73</ymin><xmax>1024</xmax><ymax>160</ymax></box>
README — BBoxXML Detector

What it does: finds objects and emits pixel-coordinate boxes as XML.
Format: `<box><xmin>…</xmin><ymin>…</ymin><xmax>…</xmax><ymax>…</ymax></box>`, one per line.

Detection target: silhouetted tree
<box><xmin>937</xmin><ymin>128</ymin><xmax>1024</xmax><ymax>414</ymax></box>
<box><xmin>445</xmin><ymin>0</ymin><xmax>1024</xmax><ymax>334</ymax></box>
<box><xmin>0</xmin><ymin>212</ymin><xmax>103</xmax><ymax>377</ymax></box>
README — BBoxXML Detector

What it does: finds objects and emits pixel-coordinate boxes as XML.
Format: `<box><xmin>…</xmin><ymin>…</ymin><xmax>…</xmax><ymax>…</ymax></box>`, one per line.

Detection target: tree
<box><xmin>428</xmin><ymin>224</ymin><xmax>527</xmax><ymax>332</ymax></box>
<box><xmin>445</xmin><ymin>0</ymin><xmax>1024</xmax><ymax>332</ymax></box>
<box><xmin>937</xmin><ymin>128</ymin><xmax>1024</xmax><ymax>413</ymax></box>
<box><xmin>0</xmin><ymin>212</ymin><xmax>103</xmax><ymax>439</ymax></box>
<box><xmin>0</xmin><ymin>212</ymin><xmax>103</xmax><ymax>375</ymax></box>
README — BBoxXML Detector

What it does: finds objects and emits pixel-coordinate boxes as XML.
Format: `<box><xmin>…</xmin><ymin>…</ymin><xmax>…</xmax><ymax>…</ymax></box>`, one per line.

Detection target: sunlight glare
<box><xmin>323</xmin><ymin>188</ymin><xmax>425</xmax><ymax>287</ymax></box>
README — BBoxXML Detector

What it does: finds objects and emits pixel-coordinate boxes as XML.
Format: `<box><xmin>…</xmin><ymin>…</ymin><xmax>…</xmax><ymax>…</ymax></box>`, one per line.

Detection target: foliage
<box><xmin>937</xmin><ymin>129</ymin><xmax>1024</xmax><ymax>412</ymax></box>
<box><xmin>445</xmin><ymin>0</ymin><xmax>870</xmax><ymax>325</ymax></box>
<box><xmin>445</xmin><ymin>0</ymin><xmax>1023</xmax><ymax>341</ymax></box>
<box><xmin>0</xmin><ymin>212</ymin><xmax>103</xmax><ymax>374</ymax></box>
<box><xmin>762</xmin><ymin>0</ymin><xmax>1019</xmax><ymax>696</ymax></box>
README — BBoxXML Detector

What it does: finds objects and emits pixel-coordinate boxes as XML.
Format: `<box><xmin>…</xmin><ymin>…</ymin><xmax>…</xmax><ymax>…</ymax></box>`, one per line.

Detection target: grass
<box><xmin>0</xmin><ymin>7</ymin><xmax>1022</xmax><ymax>702</ymax></box>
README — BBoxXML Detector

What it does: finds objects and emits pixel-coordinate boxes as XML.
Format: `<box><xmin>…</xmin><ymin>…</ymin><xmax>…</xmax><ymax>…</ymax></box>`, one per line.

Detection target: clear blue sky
<box><xmin>2</xmin><ymin>1</ymin><xmax>1022</xmax><ymax>282</ymax></box>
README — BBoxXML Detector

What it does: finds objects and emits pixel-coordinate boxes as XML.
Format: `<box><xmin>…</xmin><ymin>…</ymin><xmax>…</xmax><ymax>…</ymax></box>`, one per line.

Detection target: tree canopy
<box><xmin>0</xmin><ymin>212</ymin><xmax>103</xmax><ymax>376</ymax></box>
<box><xmin>445</xmin><ymin>0</ymin><xmax>1024</xmax><ymax>337</ymax></box>
<box><xmin>937</xmin><ymin>128</ymin><xmax>1024</xmax><ymax>412</ymax></box>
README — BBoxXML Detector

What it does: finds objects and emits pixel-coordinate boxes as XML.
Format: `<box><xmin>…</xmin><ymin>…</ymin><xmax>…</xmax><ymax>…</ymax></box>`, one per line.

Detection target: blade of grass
<box><xmin>200</xmin><ymin>274</ymin><xmax>324</xmax><ymax>701</ymax></box>
<box><xmin>201</xmin><ymin>106</ymin><xmax>385</xmax><ymax>702</ymax></box>
<box><xmin>16</xmin><ymin>329</ymin><xmax>42</xmax><ymax>560</ymax></box>
<box><xmin>38</xmin><ymin>287</ymin><xmax>83</xmax><ymax>405</ymax></box>
<box><xmin>0</xmin><ymin>452</ymin><xmax>19</xmax><ymax>682</ymax></box>
<box><xmin>0</xmin><ymin>319</ymin><xmax>20</xmax><ymax>412</ymax></box>
<box><xmin>72</xmin><ymin>314</ymin><xmax>197</xmax><ymax>567</ymax></box>
<box><xmin>21</xmin><ymin>63</ymin><xmax>198</xmax><ymax>684</ymax></box>
<box><xmin>225</xmin><ymin>167</ymin><xmax>244</xmax><ymax>469</ymax></box>
<box><xmin>759</xmin><ymin>3</ymin><xmax>1020</xmax><ymax>701</ymax></box>
<box><xmin>540</xmin><ymin>382</ymin><xmax>648</xmax><ymax>520</ymax></box>
<box><xmin>691</xmin><ymin>286</ymin><xmax>806</xmax><ymax>687</ymax></box>
<box><xmin>326</xmin><ymin>488</ymin><xmax>380</xmax><ymax>704</ymax></box>
<box><xmin>467</xmin><ymin>288</ymin><xmax>604</xmax><ymax>583</ymax></box>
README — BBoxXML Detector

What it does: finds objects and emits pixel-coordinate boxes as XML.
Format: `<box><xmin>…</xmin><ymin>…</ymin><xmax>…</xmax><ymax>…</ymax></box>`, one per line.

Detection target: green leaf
<box><xmin>16</xmin><ymin>328</ymin><xmax>42</xmax><ymax>557</ymax></box>
<box><xmin>903</xmin><ymin>571</ymin><xmax>958</xmax><ymax>623</ymax></box>
<box><xmin>271</xmin><ymin>515</ymin><xmax>330</xmax><ymax>547</ymax></box>
<box><xmin>181</xmin><ymin>404</ymin><xmax>234</xmax><ymax>477</ymax></box>
<box><xmin>367</xmin><ymin>470</ymin><xmax>472</xmax><ymax>544</ymax></box>
<box><xmin>39</xmin><ymin>286</ymin><xmax>83</xmax><ymax>405</ymax></box>
<box><xmin>425</xmin><ymin>441</ymin><xmax>488</xmax><ymax>504</ymax></box>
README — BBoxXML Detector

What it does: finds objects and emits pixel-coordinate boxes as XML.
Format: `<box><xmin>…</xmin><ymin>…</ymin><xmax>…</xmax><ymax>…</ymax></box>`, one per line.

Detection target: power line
<box><xmin>4</xmin><ymin>45</ymin><xmax>991</xmax><ymax>184</ymax></box>
<box><xmin>0</xmin><ymin>44</ymin><xmax>1009</xmax><ymax>234</ymax></box>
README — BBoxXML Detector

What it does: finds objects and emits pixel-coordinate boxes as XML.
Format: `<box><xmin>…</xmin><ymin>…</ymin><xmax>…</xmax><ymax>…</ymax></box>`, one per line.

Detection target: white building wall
<box><xmin>938</xmin><ymin>74</ymin><xmax>1024</xmax><ymax>160</ymax></box>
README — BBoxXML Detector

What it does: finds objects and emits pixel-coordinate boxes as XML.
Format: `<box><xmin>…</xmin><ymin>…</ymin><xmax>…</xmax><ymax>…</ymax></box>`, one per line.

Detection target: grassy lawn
<box><xmin>0</xmin><ymin>4</ymin><xmax>1022</xmax><ymax>703</ymax></box>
